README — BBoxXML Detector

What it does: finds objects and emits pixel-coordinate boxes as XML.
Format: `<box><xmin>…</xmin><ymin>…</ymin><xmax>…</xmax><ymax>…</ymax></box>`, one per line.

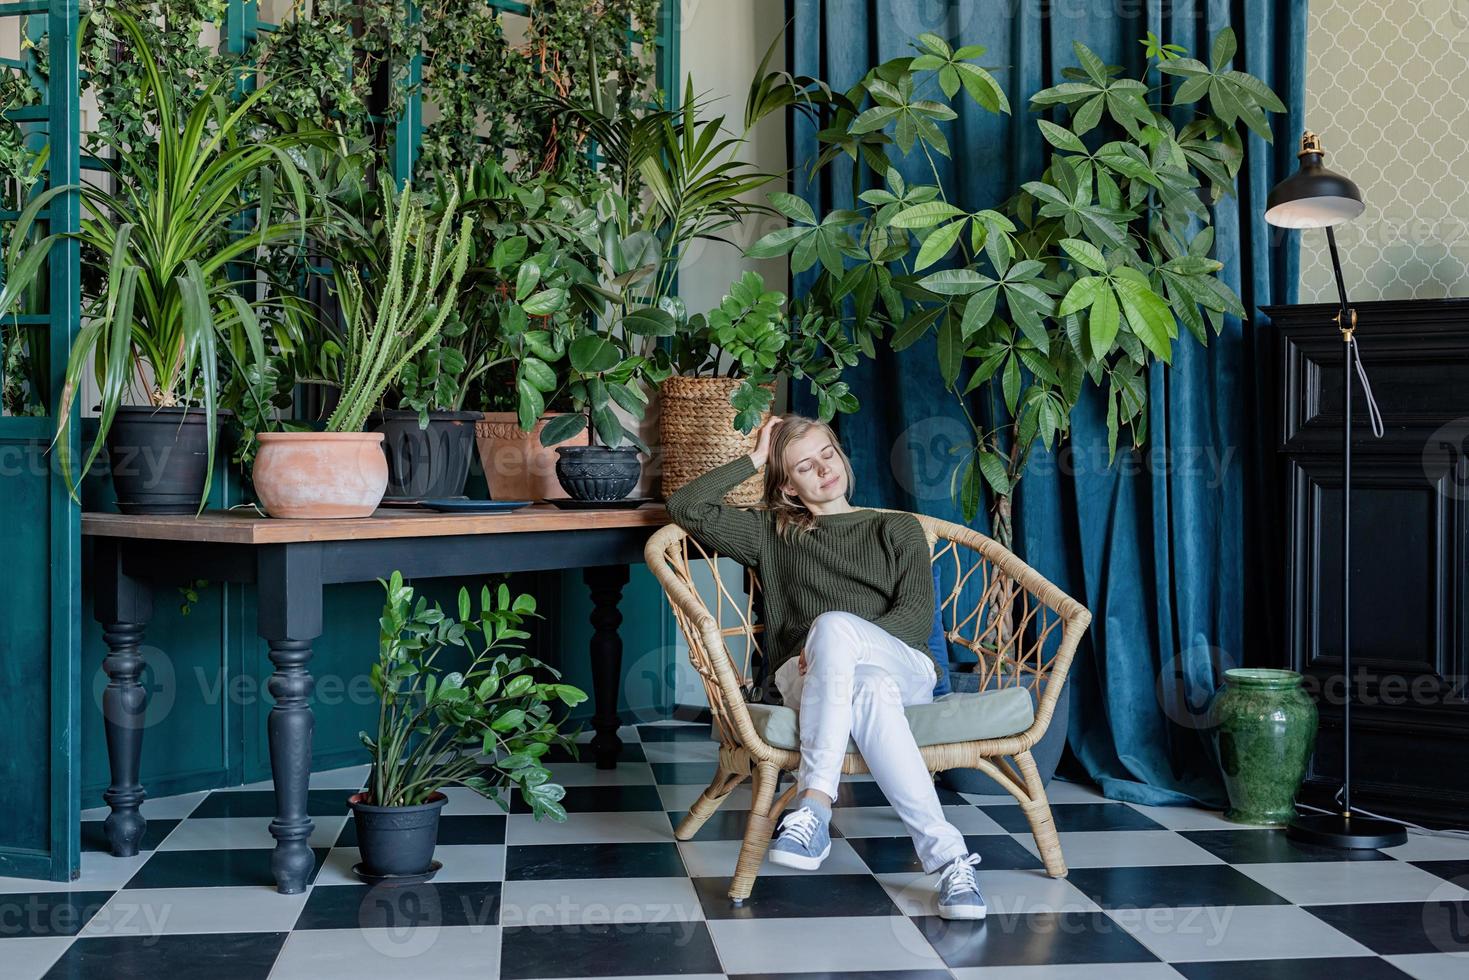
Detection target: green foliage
<box><xmin>748</xmin><ymin>28</ymin><xmax>1281</xmax><ymax>535</ymax></box>
<box><xmin>0</xmin><ymin>13</ymin><xmax>320</xmax><ymax>507</ymax></box>
<box><xmin>363</xmin><ymin>570</ymin><xmax>586</xmax><ymax>818</ymax></box>
<box><xmin>325</xmin><ymin>180</ymin><xmax>473</xmax><ymax>433</ymax></box>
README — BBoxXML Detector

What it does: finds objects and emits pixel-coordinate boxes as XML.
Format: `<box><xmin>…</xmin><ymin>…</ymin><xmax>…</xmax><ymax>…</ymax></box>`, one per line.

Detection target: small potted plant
<box><xmin>657</xmin><ymin>270</ymin><xmax>859</xmax><ymax>504</ymax></box>
<box><xmin>252</xmin><ymin>180</ymin><xmax>472</xmax><ymax>518</ymax></box>
<box><xmin>351</xmin><ymin>571</ymin><xmax>586</xmax><ymax>882</ymax></box>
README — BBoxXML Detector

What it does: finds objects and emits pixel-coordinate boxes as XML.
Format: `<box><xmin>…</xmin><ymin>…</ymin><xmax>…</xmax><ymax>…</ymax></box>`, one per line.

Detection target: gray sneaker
<box><xmin>767</xmin><ymin>805</ymin><xmax>831</xmax><ymax>870</ymax></box>
<box><xmin>936</xmin><ymin>852</ymin><xmax>986</xmax><ymax>919</ymax></box>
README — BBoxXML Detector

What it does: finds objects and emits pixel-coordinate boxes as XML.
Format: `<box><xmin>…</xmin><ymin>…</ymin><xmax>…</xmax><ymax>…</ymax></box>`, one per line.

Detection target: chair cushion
<box><xmin>741</xmin><ymin>686</ymin><xmax>1035</xmax><ymax>752</ymax></box>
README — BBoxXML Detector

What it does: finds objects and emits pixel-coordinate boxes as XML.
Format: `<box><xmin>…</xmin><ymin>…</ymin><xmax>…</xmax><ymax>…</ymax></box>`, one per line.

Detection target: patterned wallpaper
<box><xmin>1300</xmin><ymin>0</ymin><xmax>1469</xmax><ymax>301</ymax></box>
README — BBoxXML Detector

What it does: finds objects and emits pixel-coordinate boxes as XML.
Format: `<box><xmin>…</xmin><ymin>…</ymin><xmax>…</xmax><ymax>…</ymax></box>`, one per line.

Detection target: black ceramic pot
<box><xmin>104</xmin><ymin>405</ymin><xmax>213</xmax><ymax>514</ymax></box>
<box><xmin>554</xmin><ymin>444</ymin><xmax>642</xmax><ymax>501</ymax></box>
<box><xmin>347</xmin><ymin>790</ymin><xmax>447</xmax><ymax>879</ymax></box>
<box><xmin>370</xmin><ymin>409</ymin><xmax>480</xmax><ymax>501</ymax></box>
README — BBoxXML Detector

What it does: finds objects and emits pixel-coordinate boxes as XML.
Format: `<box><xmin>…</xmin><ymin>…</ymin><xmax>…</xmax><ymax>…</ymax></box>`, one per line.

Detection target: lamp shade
<box><xmin>1265</xmin><ymin>130</ymin><xmax>1364</xmax><ymax>228</ymax></box>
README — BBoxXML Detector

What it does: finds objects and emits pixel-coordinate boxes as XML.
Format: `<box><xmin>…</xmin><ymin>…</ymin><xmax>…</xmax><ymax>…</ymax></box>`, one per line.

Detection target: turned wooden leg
<box><xmin>1015</xmin><ymin>751</ymin><xmax>1067</xmax><ymax>878</ymax></box>
<box><xmin>95</xmin><ymin>539</ymin><xmax>153</xmax><ymax>858</ymax></box>
<box><xmin>584</xmin><ymin>564</ymin><xmax>630</xmax><ymax>769</ymax></box>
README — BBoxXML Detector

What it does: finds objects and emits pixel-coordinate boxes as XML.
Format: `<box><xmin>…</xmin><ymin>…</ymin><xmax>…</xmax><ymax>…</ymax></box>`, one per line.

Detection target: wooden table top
<box><xmin>82</xmin><ymin>502</ymin><xmax>673</xmax><ymax>545</ymax></box>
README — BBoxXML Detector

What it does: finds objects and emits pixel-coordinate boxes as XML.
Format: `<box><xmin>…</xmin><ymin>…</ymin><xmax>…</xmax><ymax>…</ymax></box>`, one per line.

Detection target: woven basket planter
<box><xmin>659</xmin><ymin>376</ymin><xmax>773</xmax><ymax>507</ymax></box>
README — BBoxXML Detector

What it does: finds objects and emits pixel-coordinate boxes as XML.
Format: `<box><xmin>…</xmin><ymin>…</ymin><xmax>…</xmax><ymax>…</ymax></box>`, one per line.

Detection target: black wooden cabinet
<box><xmin>1262</xmin><ymin>298</ymin><xmax>1469</xmax><ymax>827</ymax></box>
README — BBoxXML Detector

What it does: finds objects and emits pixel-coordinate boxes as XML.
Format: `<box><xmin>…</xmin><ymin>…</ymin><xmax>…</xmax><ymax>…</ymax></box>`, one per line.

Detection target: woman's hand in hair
<box><xmin>749</xmin><ymin>415</ymin><xmax>783</xmax><ymax>470</ymax></box>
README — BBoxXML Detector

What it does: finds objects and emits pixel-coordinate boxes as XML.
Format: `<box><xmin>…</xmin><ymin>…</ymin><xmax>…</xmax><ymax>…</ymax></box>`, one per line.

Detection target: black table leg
<box><xmin>95</xmin><ymin>539</ymin><xmax>152</xmax><ymax>857</ymax></box>
<box><xmin>584</xmin><ymin>563</ymin><xmax>630</xmax><ymax>769</ymax></box>
<box><xmin>257</xmin><ymin>544</ymin><xmax>323</xmax><ymax>895</ymax></box>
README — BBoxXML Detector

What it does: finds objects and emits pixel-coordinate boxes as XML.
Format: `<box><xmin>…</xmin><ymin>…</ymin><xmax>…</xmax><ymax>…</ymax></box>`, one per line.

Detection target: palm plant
<box><xmin>0</xmin><ymin>12</ymin><xmax>317</xmax><ymax>503</ymax></box>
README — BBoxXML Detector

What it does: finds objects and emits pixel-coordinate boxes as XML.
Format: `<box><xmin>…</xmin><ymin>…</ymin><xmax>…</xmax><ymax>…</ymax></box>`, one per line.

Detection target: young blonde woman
<box><xmin>665</xmin><ymin>413</ymin><xmax>986</xmax><ymax>919</ymax></box>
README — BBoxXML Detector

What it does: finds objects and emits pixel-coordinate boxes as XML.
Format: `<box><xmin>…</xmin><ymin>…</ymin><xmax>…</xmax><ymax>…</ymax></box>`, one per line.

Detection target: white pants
<box><xmin>772</xmin><ymin>610</ymin><xmax>969</xmax><ymax>874</ymax></box>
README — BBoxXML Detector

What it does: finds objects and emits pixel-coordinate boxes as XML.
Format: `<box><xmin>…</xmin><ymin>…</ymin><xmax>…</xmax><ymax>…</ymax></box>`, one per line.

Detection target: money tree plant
<box><xmin>750</xmin><ymin>28</ymin><xmax>1283</xmax><ymax>547</ymax></box>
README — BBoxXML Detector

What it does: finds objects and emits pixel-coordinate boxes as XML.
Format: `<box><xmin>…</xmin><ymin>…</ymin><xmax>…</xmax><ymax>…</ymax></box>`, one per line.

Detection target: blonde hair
<box><xmin>757</xmin><ymin>413</ymin><xmax>857</xmax><ymax>540</ymax></box>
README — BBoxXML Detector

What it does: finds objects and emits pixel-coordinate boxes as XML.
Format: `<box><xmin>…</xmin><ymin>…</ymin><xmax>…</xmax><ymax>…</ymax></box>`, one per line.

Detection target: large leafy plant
<box><xmin>363</xmin><ymin>570</ymin><xmax>587</xmax><ymax>818</ymax></box>
<box><xmin>750</xmin><ymin>29</ymin><xmax>1282</xmax><ymax>545</ymax></box>
<box><xmin>0</xmin><ymin>12</ymin><xmax>317</xmax><ymax>505</ymax></box>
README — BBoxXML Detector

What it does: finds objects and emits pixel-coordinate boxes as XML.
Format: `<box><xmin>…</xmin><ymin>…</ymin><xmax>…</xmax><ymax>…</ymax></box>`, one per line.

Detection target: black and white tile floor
<box><xmin>4</xmin><ymin>720</ymin><xmax>1468</xmax><ymax>979</ymax></box>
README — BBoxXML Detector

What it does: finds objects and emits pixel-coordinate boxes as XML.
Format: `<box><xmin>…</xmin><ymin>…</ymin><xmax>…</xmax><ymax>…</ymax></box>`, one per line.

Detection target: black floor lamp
<box><xmin>1264</xmin><ymin>131</ymin><xmax>1405</xmax><ymax>849</ymax></box>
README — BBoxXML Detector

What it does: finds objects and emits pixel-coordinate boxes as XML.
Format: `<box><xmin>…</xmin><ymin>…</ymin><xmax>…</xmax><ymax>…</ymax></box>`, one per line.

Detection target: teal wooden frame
<box><xmin>0</xmin><ymin>0</ymin><xmax>82</xmax><ymax>882</ymax></box>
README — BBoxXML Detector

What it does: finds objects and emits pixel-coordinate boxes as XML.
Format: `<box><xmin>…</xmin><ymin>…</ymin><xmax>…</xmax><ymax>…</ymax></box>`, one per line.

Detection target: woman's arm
<box><xmin>868</xmin><ymin>513</ymin><xmax>936</xmax><ymax>649</ymax></box>
<box><xmin>664</xmin><ymin>453</ymin><xmax>766</xmax><ymax>566</ymax></box>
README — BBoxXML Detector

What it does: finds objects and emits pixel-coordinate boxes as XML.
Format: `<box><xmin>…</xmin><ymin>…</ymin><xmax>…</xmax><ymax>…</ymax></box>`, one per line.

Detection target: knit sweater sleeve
<box><xmin>868</xmin><ymin>512</ymin><xmax>936</xmax><ymax>650</ymax></box>
<box><xmin>664</xmin><ymin>453</ymin><xmax>765</xmax><ymax>566</ymax></box>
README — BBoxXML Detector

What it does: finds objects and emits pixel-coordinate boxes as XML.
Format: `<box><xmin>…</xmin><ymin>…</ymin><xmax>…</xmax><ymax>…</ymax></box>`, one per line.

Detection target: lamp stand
<box><xmin>1286</xmin><ymin>225</ymin><xmax>1406</xmax><ymax>850</ymax></box>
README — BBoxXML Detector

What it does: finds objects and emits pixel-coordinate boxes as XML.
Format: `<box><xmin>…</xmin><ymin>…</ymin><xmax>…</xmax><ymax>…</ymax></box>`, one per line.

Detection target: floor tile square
<box><xmin>79</xmin><ymin>886</ymin><xmax>308</xmax><ymax>937</ymax></box>
<box><xmin>41</xmin><ymin>932</ymin><xmax>286</xmax><ymax>980</ymax></box>
<box><xmin>660</xmin><ymin>782</ymin><xmax>756</xmax><ymax>811</ymax></box>
<box><xmin>1412</xmin><ymin>861</ymin><xmax>1469</xmax><ymax>886</ymax></box>
<box><xmin>677</xmin><ymin>838</ymin><xmax>872</xmax><ymax>878</ymax></box>
<box><xmin>0</xmin><ymin>937</ymin><xmax>71</xmax><ymax>979</ymax></box>
<box><xmin>79</xmin><ymin>819</ymin><xmax>179</xmax><ymax>853</ymax></box>
<box><xmin>1382</xmin><ymin>952</ymin><xmax>1469</xmax><ymax>979</ymax></box>
<box><xmin>1066</xmin><ymin>865</ymin><xmax>1291</xmax><ymax>909</ymax></box>
<box><xmin>122</xmin><ymin>846</ymin><xmax>329</xmax><ymax>889</ymax></box>
<box><xmin>270</xmin><ymin>925</ymin><xmax>499</xmax><ymax>978</ymax></box>
<box><xmin>695</xmin><ymin>872</ymin><xmax>896</xmax><ymax>919</ymax></box>
<box><xmin>511</xmin><ymin>783</ymin><xmax>665</xmax><ymax>814</ymax></box>
<box><xmin>82</xmin><ymin>792</ymin><xmax>209</xmax><ymax>822</ymax></box>
<box><xmin>1304</xmin><ymin>901</ymin><xmax>1469</xmax><ymax>956</ymax></box>
<box><xmin>948</xmin><ymin>966</ymin><xmax>1185</xmax><ymax>980</ymax></box>
<box><xmin>643</xmin><ymin>741</ymin><xmax>718</xmax><ymax>764</ymax></box>
<box><xmin>550</xmin><ymin>761</ymin><xmax>657</xmax><ymax>786</ymax></box>
<box><xmin>314</xmin><ymin>844</ymin><xmax>506</xmax><ymax>887</ymax></box>
<box><xmin>916</xmin><ymin>910</ymin><xmax>1159</xmax><ymax>967</ymax></box>
<box><xmin>501</xmin><ymin>876</ymin><xmax>703</xmax><ymax>926</ymax></box>
<box><xmin>1239</xmin><ymin>861</ymin><xmax>1469</xmax><ymax>906</ymax></box>
<box><xmin>1040</xmin><ymin>780</ymin><xmax>1114</xmax><ymax>804</ymax></box>
<box><xmin>507</xmin><ymin>809</ymin><xmax>674</xmax><ymax>844</ymax></box>
<box><xmin>834</xmin><ymin>781</ymin><xmax>968</xmax><ymax>808</ymax></box>
<box><xmin>983</xmin><ymin>803</ymin><xmax>1166</xmax><ymax>834</ymax></box>
<box><xmin>507</xmin><ymin>841</ymin><xmax>686</xmax><ymax>880</ymax></box>
<box><xmin>1381</xmin><ymin>834</ymin><xmax>1469</xmax><ymax>862</ymax></box>
<box><xmin>0</xmin><ymin>891</ymin><xmax>111</xmax><ymax>938</ymax></box>
<box><xmin>540</xmin><ymin>740</ymin><xmax>647</xmax><ymax>764</ymax></box>
<box><xmin>1126</xmin><ymin>803</ymin><xmax>1275</xmax><ymax>833</ymax></box>
<box><xmin>668</xmin><ymin>808</ymin><xmax>761</xmax><ymax>841</ymax></box>
<box><xmin>708</xmin><ymin>915</ymin><xmax>947</xmax><ymax>973</ymax></box>
<box><xmin>155</xmin><ymin>816</ymin><xmax>344</xmax><ymax>851</ymax></box>
<box><xmin>294</xmin><ymin>881</ymin><xmax>501</xmax><ymax>931</ymax></box>
<box><xmin>1181</xmin><ymin>831</ymin><xmax>1395</xmax><ymax>865</ymax></box>
<box><xmin>1171</xmin><ymin>957</ymin><xmax>1416</xmax><ymax>979</ymax></box>
<box><xmin>187</xmin><ymin>790</ymin><xmax>351</xmax><ymax>820</ymax></box>
<box><xmin>0</xmin><ymin>853</ymin><xmax>151</xmax><ymax>895</ymax></box>
<box><xmin>846</xmin><ymin>834</ymin><xmax>1042</xmax><ymax>874</ymax></box>
<box><xmin>500</xmin><ymin>920</ymin><xmax>721</xmax><ymax>978</ymax></box>
<box><xmin>1021</xmin><ymin>831</ymin><xmax>1223</xmax><ymax>868</ymax></box>
<box><xmin>635</xmin><ymin>723</ymin><xmax>714</xmax><ymax>743</ymax></box>
<box><xmin>307</xmin><ymin>766</ymin><xmax>370</xmax><ymax>790</ymax></box>
<box><xmin>1110</xmin><ymin>903</ymin><xmax>1372</xmax><ymax>962</ymax></box>
<box><xmin>650</xmin><ymin>762</ymin><xmax>729</xmax><ymax>785</ymax></box>
<box><xmin>878</xmin><ymin>870</ymin><xmax>1100</xmax><ymax>918</ymax></box>
<box><xmin>437</xmin><ymin>786</ymin><xmax>514</xmax><ymax>815</ymax></box>
<box><xmin>833</xmin><ymin>805</ymin><xmax>1005</xmax><ymax>838</ymax></box>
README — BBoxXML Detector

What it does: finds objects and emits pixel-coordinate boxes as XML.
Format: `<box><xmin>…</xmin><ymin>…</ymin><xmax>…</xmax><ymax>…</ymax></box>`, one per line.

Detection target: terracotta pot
<box><xmin>475</xmin><ymin>412</ymin><xmax>589</xmax><ymax>501</ymax></box>
<box><xmin>659</xmin><ymin>376</ymin><xmax>774</xmax><ymax>506</ymax></box>
<box><xmin>252</xmin><ymin>431</ymin><xmax>389</xmax><ymax>519</ymax></box>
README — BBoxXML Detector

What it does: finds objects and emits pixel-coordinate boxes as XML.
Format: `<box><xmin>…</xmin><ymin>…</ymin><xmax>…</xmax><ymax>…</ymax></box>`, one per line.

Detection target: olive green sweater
<box><xmin>665</xmin><ymin>452</ymin><xmax>938</xmax><ymax>682</ymax></box>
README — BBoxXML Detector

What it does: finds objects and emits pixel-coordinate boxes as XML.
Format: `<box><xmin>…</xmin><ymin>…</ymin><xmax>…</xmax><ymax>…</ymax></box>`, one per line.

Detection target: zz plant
<box><xmin>750</xmin><ymin>29</ymin><xmax>1283</xmax><ymax>546</ymax></box>
<box><xmin>363</xmin><ymin>571</ymin><xmax>587</xmax><ymax>818</ymax></box>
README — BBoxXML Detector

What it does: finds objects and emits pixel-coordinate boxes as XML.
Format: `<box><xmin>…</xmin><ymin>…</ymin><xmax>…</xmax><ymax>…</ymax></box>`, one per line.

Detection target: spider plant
<box><xmin>0</xmin><ymin>12</ymin><xmax>318</xmax><ymax>507</ymax></box>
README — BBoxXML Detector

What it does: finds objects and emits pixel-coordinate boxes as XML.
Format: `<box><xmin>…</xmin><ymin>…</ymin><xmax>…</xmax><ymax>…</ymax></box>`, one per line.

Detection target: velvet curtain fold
<box><xmin>786</xmin><ymin>0</ymin><xmax>1307</xmax><ymax>805</ymax></box>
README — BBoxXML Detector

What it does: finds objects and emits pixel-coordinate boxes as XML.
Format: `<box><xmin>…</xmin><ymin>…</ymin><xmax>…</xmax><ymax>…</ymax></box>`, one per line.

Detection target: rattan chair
<box><xmin>644</xmin><ymin>508</ymin><xmax>1092</xmax><ymax>902</ymax></box>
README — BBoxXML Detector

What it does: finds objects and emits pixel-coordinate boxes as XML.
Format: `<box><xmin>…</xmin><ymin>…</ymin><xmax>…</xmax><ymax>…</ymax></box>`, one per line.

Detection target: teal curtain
<box><xmin>787</xmin><ymin>0</ymin><xmax>1307</xmax><ymax>806</ymax></box>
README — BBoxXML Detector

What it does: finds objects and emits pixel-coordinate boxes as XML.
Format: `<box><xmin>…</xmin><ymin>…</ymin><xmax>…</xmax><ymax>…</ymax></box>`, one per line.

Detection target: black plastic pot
<box><xmin>370</xmin><ymin>409</ymin><xmax>480</xmax><ymax>501</ymax></box>
<box><xmin>347</xmin><ymin>791</ymin><xmax>447</xmax><ymax>878</ymax></box>
<box><xmin>103</xmin><ymin>406</ymin><xmax>213</xmax><ymax>515</ymax></box>
<box><xmin>555</xmin><ymin>444</ymin><xmax>642</xmax><ymax>501</ymax></box>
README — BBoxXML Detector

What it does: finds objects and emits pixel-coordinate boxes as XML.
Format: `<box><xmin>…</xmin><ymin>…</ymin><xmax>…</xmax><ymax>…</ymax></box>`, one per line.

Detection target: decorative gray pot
<box><xmin>347</xmin><ymin>790</ymin><xmax>447</xmax><ymax>879</ymax></box>
<box><xmin>937</xmin><ymin>670</ymin><xmax>1070</xmax><ymax>795</ymax></box>
<box><xmin>370</xmin><ymin>409</ymin><xmax>480</xmax><ymax>501</ymax></box>
<box><xmin>555</xmin><ymin>445</ymin><xmax>641</xmax><ymax>501</ymax></box>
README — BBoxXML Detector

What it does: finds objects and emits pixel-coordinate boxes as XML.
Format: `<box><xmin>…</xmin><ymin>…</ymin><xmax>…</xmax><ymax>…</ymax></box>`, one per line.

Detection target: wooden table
<box><xmin>83</xmin><ymin>503</ymin><xmax>671</xmax><ymax>894</ymax></box>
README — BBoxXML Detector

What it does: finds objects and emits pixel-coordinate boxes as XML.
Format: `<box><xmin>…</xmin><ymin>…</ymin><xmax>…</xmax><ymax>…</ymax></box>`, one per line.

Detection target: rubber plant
<box><xmin>0</xmin><ymin>12</ymin><xmax>317</xmax><ymax>506</ymax></box>
<box><xmin>749</xmin><ymin>28</ymin><xmax>1284</xmax><ymax>548</ymax></box>
<box><xmin>362</xmin><ymin>570</ymin><xmax>587</xmax><ymax>818</ymax></box>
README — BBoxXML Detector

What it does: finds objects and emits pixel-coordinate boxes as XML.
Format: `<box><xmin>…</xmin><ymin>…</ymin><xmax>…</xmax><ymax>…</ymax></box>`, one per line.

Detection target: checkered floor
<box><xmin>3</xmin><ymin>720</ymin><xmax>1468</xmax><ymax>979</ymax></box>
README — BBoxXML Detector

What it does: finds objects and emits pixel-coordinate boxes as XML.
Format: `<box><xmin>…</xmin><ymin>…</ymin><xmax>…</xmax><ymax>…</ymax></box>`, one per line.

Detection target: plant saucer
<box><xmin>352</xmin><ymin>859</ymin><xmax>442</xmax><ymax>886</ymax></box>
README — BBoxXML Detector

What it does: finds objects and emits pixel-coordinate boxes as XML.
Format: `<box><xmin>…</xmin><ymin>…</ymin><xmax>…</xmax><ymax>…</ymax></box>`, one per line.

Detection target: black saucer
<box><xmin>352</xmin><ymin>859</ymin><xmax>443</xmax><ymax>885</ymax></box>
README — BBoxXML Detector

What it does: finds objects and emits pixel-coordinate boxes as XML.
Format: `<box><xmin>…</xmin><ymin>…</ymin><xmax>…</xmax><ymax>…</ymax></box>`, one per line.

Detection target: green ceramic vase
<box><xmin>1209</xmin><ymin>668</ymin><xmax>1318</xmax><ymax>826</ymax></box>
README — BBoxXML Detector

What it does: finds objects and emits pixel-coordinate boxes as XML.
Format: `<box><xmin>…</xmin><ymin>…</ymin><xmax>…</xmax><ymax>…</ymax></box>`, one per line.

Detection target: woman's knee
<box><xmin>806</xmin><ymin>610</ymin><xmax>864</xmax><ymax>654</ymax></box>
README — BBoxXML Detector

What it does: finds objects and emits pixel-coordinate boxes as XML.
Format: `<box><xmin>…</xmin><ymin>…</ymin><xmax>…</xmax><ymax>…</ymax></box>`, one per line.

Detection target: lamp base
<box><xmin>1286</xmin><ymin>811</ymin><xmax>1407</xmax><ymax>849</ymax></box>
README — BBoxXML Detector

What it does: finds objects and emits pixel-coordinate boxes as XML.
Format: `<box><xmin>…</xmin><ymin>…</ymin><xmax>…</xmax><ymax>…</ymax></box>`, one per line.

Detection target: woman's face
<box><xmin>780</xmin><ymin>428</ymin><xmax>847</xmax><ymax>507</ymax></box>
